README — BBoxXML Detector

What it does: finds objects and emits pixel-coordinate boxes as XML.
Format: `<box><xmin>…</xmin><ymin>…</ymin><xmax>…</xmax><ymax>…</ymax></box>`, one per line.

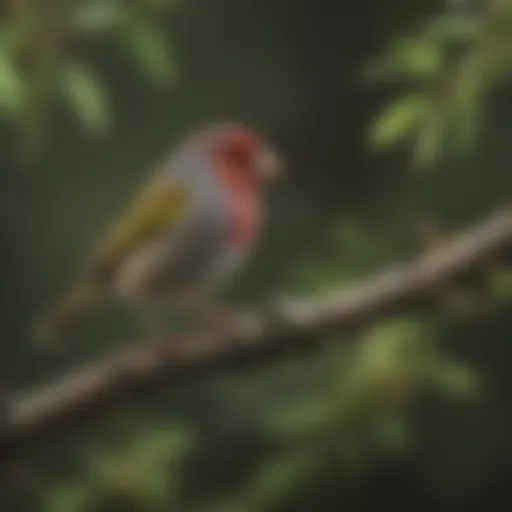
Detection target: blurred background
<box><xmin>1</xmin><ymin>0</ymin><xmax>512</xmax><ymax>510</ymax></box>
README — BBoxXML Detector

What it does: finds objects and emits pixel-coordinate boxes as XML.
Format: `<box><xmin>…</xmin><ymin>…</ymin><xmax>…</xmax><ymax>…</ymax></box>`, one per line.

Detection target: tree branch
<box><xmin>1</xmin><ymin>205</ymin><xmax>511</xmax><ymax>461</ymax></box>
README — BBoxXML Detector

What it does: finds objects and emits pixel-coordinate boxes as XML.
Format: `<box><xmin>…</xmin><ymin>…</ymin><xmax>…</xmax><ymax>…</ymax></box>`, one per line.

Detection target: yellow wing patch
<box><xmin>88</xmin><ymin>178</ymin><xmax>190</xmax><ymax>281</ymax></box>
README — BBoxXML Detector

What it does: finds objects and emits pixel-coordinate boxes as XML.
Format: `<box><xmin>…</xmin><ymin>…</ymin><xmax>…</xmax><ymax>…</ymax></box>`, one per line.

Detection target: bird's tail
<box><xmin>31</xmin><ymin>281</ymin><xmax>106</xmax><ymax>346</ymax></box>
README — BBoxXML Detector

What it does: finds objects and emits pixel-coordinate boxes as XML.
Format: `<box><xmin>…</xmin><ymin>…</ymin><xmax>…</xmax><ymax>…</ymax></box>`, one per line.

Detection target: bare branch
<box><xmin>1</xmin><ymin>205</ymin><xmax>511</xmax><ymax>461</ymax></box>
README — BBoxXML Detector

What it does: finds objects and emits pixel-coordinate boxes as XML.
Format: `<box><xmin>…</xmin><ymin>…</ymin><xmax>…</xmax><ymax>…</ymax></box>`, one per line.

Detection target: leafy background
<box><xmin>1</xmin><ymin>0</ymin><xmax>512</xmax><ymax>510</ymax></box>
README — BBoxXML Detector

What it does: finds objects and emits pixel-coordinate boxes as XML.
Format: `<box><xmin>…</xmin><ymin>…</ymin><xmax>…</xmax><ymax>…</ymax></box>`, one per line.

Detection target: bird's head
<box><xmin>189</xmin><ymin>123</ymin><xmax>284</xmax><ymax>186</ymax></box>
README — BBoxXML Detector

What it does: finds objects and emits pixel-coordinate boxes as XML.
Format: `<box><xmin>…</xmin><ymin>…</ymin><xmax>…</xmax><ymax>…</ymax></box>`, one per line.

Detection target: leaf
<box><xmin>358</xmin><ymin>317</ymin><xmax>437</xmax><ymax>380</ymax></box>
<box><xmin>0</xmin><ymin>50</ymin><xmax>23</xmax><ymax>118</ymax></box>
<box><xmin>61</xmin><ymin>64</ymin><xmax>109</xmax><ymax>133</ymax></box>
<box><xmin>368</xmin><ymin>95</ymin><xmax>429</xmax><ymax>150</ymax></box>
<box><xmin>121</xmin><ymin>19</ymin><xmax>174</xmax><ymax>85</ymax></box>
<box><xmin>429</xmin><ymin>363</ymin><xmax>480</xmax><ymax>400</ymax></box>
<box><xmin>363</xmin><ymin>38</ymin><xmax>442</xmax><ymax>83</ymax></box>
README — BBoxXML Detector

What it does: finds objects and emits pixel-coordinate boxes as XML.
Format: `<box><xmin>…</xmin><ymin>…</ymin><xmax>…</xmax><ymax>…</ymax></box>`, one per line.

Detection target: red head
<box><xmin>191</xmin><ymin>123</ymin><xmax>284</xmax><ymax>185</ymax></box>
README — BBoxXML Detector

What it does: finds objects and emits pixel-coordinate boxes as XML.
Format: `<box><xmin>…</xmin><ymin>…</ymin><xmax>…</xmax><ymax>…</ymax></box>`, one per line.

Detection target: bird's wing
<box><xmin>87</xmin><ymin>175</ymin><xmax>190</xmax><ymax>282</ymax></box>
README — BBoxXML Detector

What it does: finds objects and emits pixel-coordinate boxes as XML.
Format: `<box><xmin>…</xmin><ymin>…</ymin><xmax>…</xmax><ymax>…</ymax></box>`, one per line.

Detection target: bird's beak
<box><xmin>256</xmin><ymin>146</ymin><xmax>285</xmax><ymax>182</ymax></box>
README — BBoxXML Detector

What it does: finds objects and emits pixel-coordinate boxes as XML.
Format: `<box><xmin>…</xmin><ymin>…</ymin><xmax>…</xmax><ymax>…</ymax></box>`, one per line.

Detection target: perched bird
<box><xmin>33</xmin><ymin>123</ymin><xmax>283</xmax><ymax>344</ymax></box>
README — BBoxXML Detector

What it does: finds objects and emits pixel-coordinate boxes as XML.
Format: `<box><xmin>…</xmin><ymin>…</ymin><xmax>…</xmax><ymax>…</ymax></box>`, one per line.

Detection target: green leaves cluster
<box><xmin>200</xmin><ymin>318</ymin><xmax>478</xmax><ymax>512</ymax></box>
<box><xmin>45</xmin><ymin>426</ymin><xmax>191</xmax><ymax>512</ymax></box>
<box><xmin>365</xmin><ymin>4</ymin><xmax>512</xmax><ymax>169</ymax></box>
<box><xmin>0</xmin><ymin>0</ymin><xmax>177</xmax><ymax>160</ymax></box>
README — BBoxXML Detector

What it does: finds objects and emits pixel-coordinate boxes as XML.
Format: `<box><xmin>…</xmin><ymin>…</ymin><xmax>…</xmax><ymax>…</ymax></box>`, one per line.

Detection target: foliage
<box><xmin>44</xmin><ymin>426</ymin><xmax>191</xmax><ymax>512</ymax></box>
<box><xmin>0</xmin><ymin>0</ymin><xmax>176</xmax><ymax>161</ymax></box>
<box><xmin>365</xmin><ymin>1</ymin><xmax>512</xmax><ymax>169</ymax></box>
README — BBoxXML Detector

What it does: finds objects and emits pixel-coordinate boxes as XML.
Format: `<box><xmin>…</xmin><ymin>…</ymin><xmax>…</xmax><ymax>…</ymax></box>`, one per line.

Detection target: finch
<box><xmin>33</xmin><ymin>123</ymin><xmax>283</xmax><ymax>343</ymax></box>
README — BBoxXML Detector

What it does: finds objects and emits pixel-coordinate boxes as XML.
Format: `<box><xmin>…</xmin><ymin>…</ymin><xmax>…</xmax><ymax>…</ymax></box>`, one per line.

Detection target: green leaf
<box><xmin>0</xmin><ymin>50</ymin><xmax>23</xmax><ymax>118</ymax></box>
<box><xmin>359</xmin><ymin>318</ymin><xmax>433</xmax><ymax>373</ymax></box>
<box><xmin>61</xmin><ymin>64</ymin><xmax>109</xmax><ymax>133</ymax></box>
<box><xmin>121</xmin><ymin>20</ymin><xmax>174</xmax><ymax>85</ymax></box>
<box><xmin>429</xmin><ymin>363</ymin><xmax>480</xmax><ymax>400</ymax></box>
<box><xmin>369</xmin><ymin>95</ymin><xmax>429</xmax><ymax>150</ymax></box>
<box><xmin>363</xmin><ymin>39</ymin><xmax>442</xmax><ymax>83</ymax></box>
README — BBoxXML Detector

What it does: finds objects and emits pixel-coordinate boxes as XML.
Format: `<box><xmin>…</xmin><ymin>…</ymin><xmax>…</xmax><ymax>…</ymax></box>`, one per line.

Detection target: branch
<box><xmin>1</xmin><ymin>205</ymin><xmax>511</xmax><ymax>461</ymax></box>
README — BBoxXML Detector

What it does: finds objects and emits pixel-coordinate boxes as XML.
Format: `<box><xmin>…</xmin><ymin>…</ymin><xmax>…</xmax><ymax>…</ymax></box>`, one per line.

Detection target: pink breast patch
<box><xmin>229</xmin><ymin>189</ymin><xmax>259</xmax><ymax>246</ymax></box>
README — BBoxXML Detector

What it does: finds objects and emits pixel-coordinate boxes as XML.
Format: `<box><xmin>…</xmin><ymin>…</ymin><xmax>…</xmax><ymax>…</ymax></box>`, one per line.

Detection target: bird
<box><xmin>32</xmin><ymin>122</ymin><xmax>284</xmax><ymax>345</ymax></box>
